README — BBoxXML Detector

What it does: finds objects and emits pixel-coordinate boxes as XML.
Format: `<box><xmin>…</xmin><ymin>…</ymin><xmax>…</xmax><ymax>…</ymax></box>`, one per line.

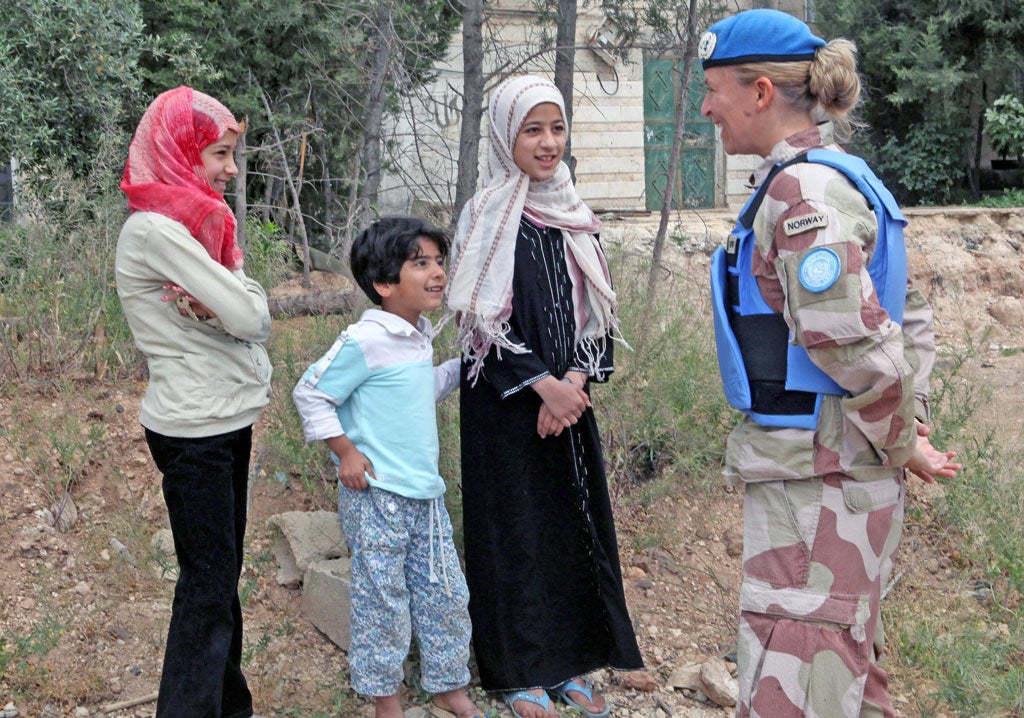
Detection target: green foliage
<box><xmin>973</xmin><ymin>187</ymin><xmax>1024</xmax><ymax>207</ymax></box>
<box><xmin>243</xmin><ymin>219</ymin><xmax>293</xmax><ymax>290</ymax></box>
<box><xmin>885</xmin><ymin>336</ymin><xmax>1024</xmax><ymax>714</ymax></box>
<box><xmin>0</xmin><ymin>0</ymin><xmax>145</xmax><ymax>176</ymax></box>
<box><xmin>872</xmin><ymin>121</ymin><xmax>967</xmax><ymax>205</ymax></box>
<box><xmin>985</xmin><ymin>94</ymin><xmax>1024</xmax><ymax>160</ymax></box>
<box><xmin>136</xmin><ymin>0</ymin><xmax>224</xmax><ymax>91</ymax></box>
<box><xmin>896</xmin><ymin>619</ymin><xmax>1024</xmax><ymax>714</ymax></box>
<box><xmin>595</xmin><ymin>247</ymin><xmax>733</xmax><ymax>504</ymax></box>
<box><xmin>0</xmin><ymin>168</ymin><xmax>135</xmax><ymax>382</ymax></box>
<box><xmin>1</xmin><ymin>0</ymin><xmax>460</xmax><ymax>250</ymax></box>
<box><xmin>135</xmin><ymin>0</ymin><xmax>459</xmax><ymax>246</ymax></box>
<box><xmin>817</xmin><ymin>0</ymin><xmax>1024</xmax><ymax>204</ymax></box>
<box><xmin>934</xmin><ymin>398</ymin><xmax>1024</xmax><ymax>595</ymax></box>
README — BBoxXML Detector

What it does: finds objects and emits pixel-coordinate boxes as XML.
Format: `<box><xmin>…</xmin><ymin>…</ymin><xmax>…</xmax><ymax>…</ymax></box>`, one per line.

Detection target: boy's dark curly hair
<box><xmin>349</xmin><ymin>216</ymin><xmax>449</xmax><ymax>305</ymax></box>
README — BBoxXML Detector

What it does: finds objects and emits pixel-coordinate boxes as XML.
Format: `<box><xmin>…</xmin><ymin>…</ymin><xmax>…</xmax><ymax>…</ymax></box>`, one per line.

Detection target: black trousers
<box><xmin>145</xmin><ymin>426</ymin><xmax>254</xmax><ymax>718</ymax></box>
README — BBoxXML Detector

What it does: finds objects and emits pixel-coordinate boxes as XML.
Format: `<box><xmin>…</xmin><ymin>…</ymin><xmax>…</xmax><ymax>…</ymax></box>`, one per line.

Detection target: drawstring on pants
<box><xmin>427</xmin><ymin>497</ymin><xmax>452</xmax><ymax>597</ymax></box>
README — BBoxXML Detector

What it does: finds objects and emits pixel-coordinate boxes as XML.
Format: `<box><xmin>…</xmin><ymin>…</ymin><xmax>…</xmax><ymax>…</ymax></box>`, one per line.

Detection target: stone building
<box><xmin>376</xmin><ymin>0</ymin><xmax>817</xmax><ymax>216</ymax></box>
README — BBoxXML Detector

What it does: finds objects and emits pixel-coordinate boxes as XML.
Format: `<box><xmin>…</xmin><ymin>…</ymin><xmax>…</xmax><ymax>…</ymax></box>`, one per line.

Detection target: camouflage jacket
<box><xmin>724</xmin><ymin>122</ymin><xmax>935</xmax><ymax>484</ymax></box>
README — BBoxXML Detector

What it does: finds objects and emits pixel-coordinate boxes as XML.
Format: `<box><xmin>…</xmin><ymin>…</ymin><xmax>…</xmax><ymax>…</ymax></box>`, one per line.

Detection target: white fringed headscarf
<box><xmin>446</xmin><ymin>75</ymin><xmax>621</xmax><ymax>383</ymax></box>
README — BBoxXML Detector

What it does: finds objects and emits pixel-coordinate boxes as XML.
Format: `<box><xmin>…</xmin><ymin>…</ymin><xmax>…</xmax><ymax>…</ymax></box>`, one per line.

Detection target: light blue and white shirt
<box><xmin>293</xmin><ymin>309</ymin><xmax>460</xmax><ymax>500</ymax></box>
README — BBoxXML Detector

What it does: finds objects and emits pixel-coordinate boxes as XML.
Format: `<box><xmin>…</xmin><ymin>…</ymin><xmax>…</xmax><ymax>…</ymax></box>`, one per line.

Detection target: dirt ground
<box><xmin>1</xmin><ymin>207</ymin><xmax>1023</xmax><ymax>717</ymax></box>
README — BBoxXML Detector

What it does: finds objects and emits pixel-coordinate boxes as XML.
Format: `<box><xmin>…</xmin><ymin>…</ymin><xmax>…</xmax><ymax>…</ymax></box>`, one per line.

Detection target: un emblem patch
<box><xmin>698</xmin><ymin>31</ymin><xmax>717</xmax><ymax>61</ymax></box>
<box><xmin>798</xmin><ymin>247</ymin><xmax>842</xmax><ymax>293</ymax></box>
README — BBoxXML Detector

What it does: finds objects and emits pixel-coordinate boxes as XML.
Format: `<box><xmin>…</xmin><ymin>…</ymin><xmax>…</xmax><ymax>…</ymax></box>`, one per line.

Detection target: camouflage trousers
<box><xmin>735</xmin><ymin>473</ymin><xmax>905</xmax><ymax>718</ymax></box>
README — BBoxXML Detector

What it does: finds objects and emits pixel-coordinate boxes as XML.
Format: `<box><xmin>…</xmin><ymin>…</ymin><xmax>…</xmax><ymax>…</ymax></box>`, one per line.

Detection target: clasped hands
<box><xmin>535</xmin><ymin>372</ymin><xmax>591</xmax><ymax>438</ymax></box>
<box><xmin>161</xmin><ymin>283</ymin><xmax>216</xmax><ymax>321</ymax></box>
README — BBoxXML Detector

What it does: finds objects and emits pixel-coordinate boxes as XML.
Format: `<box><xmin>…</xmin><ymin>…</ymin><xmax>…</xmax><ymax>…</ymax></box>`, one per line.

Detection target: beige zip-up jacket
<box><xmin>116</xmin><ymin>211</ymin><xmax>272</xmax><ymax>438</ymax></box>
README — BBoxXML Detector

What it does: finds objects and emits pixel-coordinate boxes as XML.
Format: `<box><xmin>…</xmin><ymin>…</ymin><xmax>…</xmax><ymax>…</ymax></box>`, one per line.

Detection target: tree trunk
<box><xmin>451</xmin><ymin>0</ymin><xmax>485</xmax><ymax>234</ymax></box>
<box><xmin>555</xmin><ymin>0</ymin><xmax>577</xmax><ymax>182</ymax></box>
<box><xmin>341</xmin><ymin>152</ymin><xmax>362</xmax><ymax>262</ymax></box>
<box><xmin>646</xmin><ymin>0</ymin><xmax>700</xmax><ymax>311</ymax></box>
<box><xmin>311</xmin><ymin>99</ymin><xmax>338</xmax><ymax>254</ymax></box>
<box><xmin>357</xmin><ymin>0</ymin><xmax>394</xmax><ymax>228</ymax></box>
<box><xmin>267</xmin><ymin>290</ymin><xmax>355</xmax><ymax>318</ymax></box>
<box><xmin>261</xmin><ymin>167</ymin><xmax>275</xmax><ymax>225</ymax></box>
<box><xmin>968</xmin><ymin>85</ymin><xmax>985</xmax><ymax>199</ymax></box>
<box><xmin>259</xmin><ymin>89</ymin><xmax>313</xmax><ymax>290</ymax></box>
<box><xmin>233</xmin><ymin>127</ymin><xmax>248</xmax><ymax>252</ymax></box>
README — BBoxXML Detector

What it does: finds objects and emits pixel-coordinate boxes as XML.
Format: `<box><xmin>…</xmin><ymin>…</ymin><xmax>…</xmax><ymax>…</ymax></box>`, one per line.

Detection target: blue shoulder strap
<box><xmin>804</xmin><ymin>149</ymin><xmax>908</xmax><ymax>324</ymax></box>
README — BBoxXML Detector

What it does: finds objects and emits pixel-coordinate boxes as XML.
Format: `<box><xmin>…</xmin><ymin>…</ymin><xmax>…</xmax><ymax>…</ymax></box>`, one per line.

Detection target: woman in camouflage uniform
<box><xmin>698</xmin><ymin>10</ymin><xmax>960</xmax><ymax>717</ymax></box>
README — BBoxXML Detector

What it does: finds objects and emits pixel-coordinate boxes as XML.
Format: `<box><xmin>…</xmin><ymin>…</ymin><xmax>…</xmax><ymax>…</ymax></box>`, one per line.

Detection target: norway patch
<box><xmin>784</xmin><ymin>212</ymin><xmax>828</xmax><ymax>236</ymax></box>
<box><xmin>798</xmin><ymin>247</ymin><xmax>842</xmax><ymax>293</ymax></box>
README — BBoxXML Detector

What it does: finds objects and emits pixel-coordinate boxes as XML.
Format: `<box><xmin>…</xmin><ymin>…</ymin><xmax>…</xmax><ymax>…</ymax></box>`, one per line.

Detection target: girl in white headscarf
<box><xmin>446</xmin><ymin>75</ymin><xmax>642</xmax><ymax>718</ymax></box>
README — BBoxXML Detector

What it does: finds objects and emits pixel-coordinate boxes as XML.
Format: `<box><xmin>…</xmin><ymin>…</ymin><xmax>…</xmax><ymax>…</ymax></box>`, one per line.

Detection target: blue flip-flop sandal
<box><xmin>506</xmin><ymin>690</ymin><xmax>553</xmax><ymax>718</ymax></box>
<box><xmin>552</xmin><ymin>678</ymin><xmax>610</xmax><ymax>718</ymax></box>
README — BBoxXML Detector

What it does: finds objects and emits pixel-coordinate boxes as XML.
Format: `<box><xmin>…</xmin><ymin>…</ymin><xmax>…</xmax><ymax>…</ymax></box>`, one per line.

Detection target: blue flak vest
<box><xmin>710</xmin><ymin>149</ymin><xmax>908</xmax><ymax>430</ymax></box>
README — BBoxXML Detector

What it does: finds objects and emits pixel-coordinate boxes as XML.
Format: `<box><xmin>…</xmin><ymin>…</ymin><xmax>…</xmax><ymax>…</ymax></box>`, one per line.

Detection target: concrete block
<box><xmin>301</xmin><ymin>557</ymin><xmax>353</xmax><ymax>650</ymax></box>
<box><xmin>267</xmin><ymin>510</ymin><xmax>347</xmax><ymax>587</ymax></box>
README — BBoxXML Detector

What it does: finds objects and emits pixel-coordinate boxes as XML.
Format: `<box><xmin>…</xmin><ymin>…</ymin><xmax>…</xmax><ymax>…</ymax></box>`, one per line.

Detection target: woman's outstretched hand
<box><xmin>905</xmin><ymin>421</ymin><xmax>962</xmax><ymax>483</ymax></box>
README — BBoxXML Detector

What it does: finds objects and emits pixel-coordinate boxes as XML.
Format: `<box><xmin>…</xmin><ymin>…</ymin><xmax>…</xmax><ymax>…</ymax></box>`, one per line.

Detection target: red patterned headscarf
<box><xmin>121</xmin><ymin>86</ymin><xmax>243</xmax><ymax>270</ymax></box>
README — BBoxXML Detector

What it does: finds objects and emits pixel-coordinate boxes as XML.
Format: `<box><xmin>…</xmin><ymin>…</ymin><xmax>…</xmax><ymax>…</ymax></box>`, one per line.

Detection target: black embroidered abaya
<box><xmin>460</xmin><ymin>218</ymin><xmax>643</xmax><ymax>692</ymax></box>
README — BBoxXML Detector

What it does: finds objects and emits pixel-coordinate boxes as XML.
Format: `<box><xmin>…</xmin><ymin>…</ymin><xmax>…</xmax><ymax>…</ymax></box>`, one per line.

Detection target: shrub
<box><xmin>985</xmin><ymin>95</ymin><xmax>1024</xmax><ymax>161</ymax></box>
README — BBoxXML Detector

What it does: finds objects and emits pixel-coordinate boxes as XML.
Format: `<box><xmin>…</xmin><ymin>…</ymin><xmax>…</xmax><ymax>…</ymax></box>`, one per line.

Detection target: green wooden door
<box><xmin>643</xmin><ymin>59</ymin><xmax>715</xmax><ymax>210</ymax></box>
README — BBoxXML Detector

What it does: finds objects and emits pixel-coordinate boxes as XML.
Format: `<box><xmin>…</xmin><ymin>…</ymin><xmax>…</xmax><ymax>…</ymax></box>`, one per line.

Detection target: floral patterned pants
<box><xmin>338</xmin><ymin>486</ymin><xmax>472</xmax><ymax>697</ymax></box>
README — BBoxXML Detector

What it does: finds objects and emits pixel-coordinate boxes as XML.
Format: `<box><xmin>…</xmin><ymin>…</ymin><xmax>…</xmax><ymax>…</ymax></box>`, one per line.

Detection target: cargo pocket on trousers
<box><xmin>842</xmin><ymin>476</ymin><xmax>902</xmax><ymax>514</ymax></box>
<box><xmin>743</xmin><ymin>615</ymin><xmax>870</xmax><ymax>718</ymax></box>
<box><xmin>740</xmin><ymin>580</ymin><xmax>871</xmax><ymax>717</ymax></box>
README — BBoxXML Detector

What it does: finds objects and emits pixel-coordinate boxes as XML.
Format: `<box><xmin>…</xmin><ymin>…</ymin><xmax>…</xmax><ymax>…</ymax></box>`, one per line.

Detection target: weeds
<box><xmin>896</xmin><ymin>618</ymin><xmax>1024</xmax><ymax>714</ymax></box>
<box><xmin>972</xmin><ymin>187</ymin><xmax>1024</xmax><ymax>208</ymax></box>
<box><xmin>272</xmin><ymin>672</ymin><xmax>365</xmax><ymax>717</ymax></box>
<box><xmin>240</xmin><ymin>550</ymin><xmax>277</xmax><ymax>609</ymax></box>
<box><xmin>598</xmin><ymin>246</ymin><xmax>733</xmax><ymax>503</ymax></box>
<box><xmin>259</xmin><ymin>312</ymin><xmax>352</xmax><ymax>511</ymax></box>
<box><xmin>0</xmin><ymin>602</ymin><xmax>73</xmax><ymax>697</ymax></box>
<box><xmin>242</xmin><ymin>624</ymin><xmax>291</xmax><ymax>667</ymax></box>
<box><xmin>0</xmin><ymin>168</ymin><xmax>135</xmax><ymax>382</ymax></box>
<box><xmin>3</xmin><ymin>165</ymin><xmax>1023</xmax><ymax>715</ymax></box>
<box><xmin>244</xmin><ymin>219</ymin><xmax>294</xmax><ymax>290</ymax></box>
<box><xmin>884</xmin><ymin>332</ymin><xmax>1024</xmax><ymax>715</ymax></box>
<box><xmin>0</xmin><ymin>391</ymin><xmax>107</xmax><ymax>533</ymax></box>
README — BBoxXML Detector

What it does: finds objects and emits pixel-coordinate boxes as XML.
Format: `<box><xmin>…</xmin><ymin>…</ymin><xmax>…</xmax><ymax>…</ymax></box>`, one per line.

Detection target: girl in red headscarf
<box><xmin>116</xmin><ymin>86</ymin><xmax>272</xmax><ymax>718</ymax></box>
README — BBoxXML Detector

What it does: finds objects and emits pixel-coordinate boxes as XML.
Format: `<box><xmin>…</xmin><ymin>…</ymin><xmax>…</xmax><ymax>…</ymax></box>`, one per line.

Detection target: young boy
<box><xmin>292</xmin><ymin>217</ymin><xmax>481</xmax><ymax>718</ymax></box>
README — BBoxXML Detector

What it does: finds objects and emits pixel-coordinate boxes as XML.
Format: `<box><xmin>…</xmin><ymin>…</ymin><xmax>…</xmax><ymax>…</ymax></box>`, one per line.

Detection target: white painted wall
<box><xmin>376</xmin><ymin>0</ymin><xmax>779</xmax><ymax>217</ymax></box>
